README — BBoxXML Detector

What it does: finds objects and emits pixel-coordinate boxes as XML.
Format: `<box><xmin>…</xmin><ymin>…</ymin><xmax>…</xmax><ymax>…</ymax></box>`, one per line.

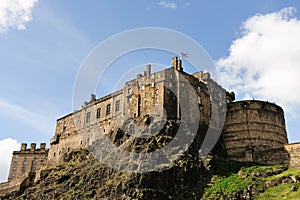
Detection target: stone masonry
<box><xmin>48</xmin><ymin>56</ymin><xmax>233</xmax><ymax>165</ymax></box>
<box><xmin>0</xmin><ymin>143</ymin><xmax>48</xmax><ymax>194</ymax></box>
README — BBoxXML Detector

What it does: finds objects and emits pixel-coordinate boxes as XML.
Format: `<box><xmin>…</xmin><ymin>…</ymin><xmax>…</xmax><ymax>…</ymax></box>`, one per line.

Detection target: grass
<box><xmin>202</xmin><ymin>162</ymin><xmax>300</xmax><ymax>200</ymax></box>
<box><xmin>255</xmin><ymin>183</ymin><xmax>300</xmax><ymax>200</ymax></box>
<box><xmin>264</xmin><ymin>168</ymin><xmax>300</xmax><ymax>181</ymax></box>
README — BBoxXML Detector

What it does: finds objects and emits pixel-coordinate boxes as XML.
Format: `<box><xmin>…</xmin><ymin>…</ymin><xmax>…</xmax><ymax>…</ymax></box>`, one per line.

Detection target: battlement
<box><xmin>18</xmin><ymin>143</ymin><xmax>47</xmax><ymax>153</ymax></box>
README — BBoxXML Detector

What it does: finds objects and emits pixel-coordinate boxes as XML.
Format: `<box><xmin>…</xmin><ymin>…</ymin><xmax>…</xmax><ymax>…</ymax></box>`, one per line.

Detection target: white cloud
<box><xmin>157</xmin><ymin>1</ymin><xmax>177</xmax><ymax>10</ymax></box>
<box><xmin>0</xmin><ymin>0</ymin><xmax>38</xmax><ymax>32</ymax></box>
<box><xmin>0</xmin><ymin>138</ymin><xmax>20</xmax><ymax>183</ymax></box>
<box><xmin>217</xmin><ymin>7</ymin><xmax>300</xmax><ymax>114</ymax></box>
<box><xmin>0</xmin><ymin>99</ymin><xmax>53</xmax><ymax>134</ymax></box>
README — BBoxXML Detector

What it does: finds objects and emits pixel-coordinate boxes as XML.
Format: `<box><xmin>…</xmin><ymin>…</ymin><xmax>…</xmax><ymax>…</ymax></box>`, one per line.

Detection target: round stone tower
<box><xmin>223</xmin><ymin>100</ymin><xmax>288</xmax><ymax>163</ymax></box>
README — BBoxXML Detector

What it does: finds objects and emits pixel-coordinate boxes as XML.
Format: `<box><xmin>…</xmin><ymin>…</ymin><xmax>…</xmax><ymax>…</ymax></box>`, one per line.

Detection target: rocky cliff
<box><xmin>1</xmin><ymin>118</ymin><xmax>299</xmax><ymax>199</ymax></box>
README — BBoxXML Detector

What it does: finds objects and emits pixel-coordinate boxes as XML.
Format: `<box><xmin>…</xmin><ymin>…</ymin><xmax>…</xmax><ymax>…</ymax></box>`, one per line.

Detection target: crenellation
<box><xmin>30</xmin><ymin>143</ymin><xmax>36</xmax><ymax>151</ymax></box>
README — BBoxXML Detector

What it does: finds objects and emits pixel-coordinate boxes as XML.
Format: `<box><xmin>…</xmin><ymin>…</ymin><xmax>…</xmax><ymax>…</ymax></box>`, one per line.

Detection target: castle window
<box><xmin>128</xmin><ymin>88</ymin><xmax>132</xmax><ymax>94</ymax></box>
<box><xmin>22</xmin><ymin>167</ymin><xmax>26</xmax><ymax>173</ymax></box>
<box><xmin>169</xmin><ymin>74</ymin><xmax>173</xmax><ymax>78</ymax></box>
<box><xmin>13</xmin><ymin>167</ymin><xmax>16</xmax><ymax>171</ymax></box>
<box><xmin>115</xmin><ymin>100</ymin><xmax>120</xmax><ymax>112</ymax></box>
<box><xmin>151</xmin><ymin>82</ymin><xmax>155</xmax><ymax>87</ymax></box>
<box><xmin>145</xmin><ymin>101</ymin><xmax>148</xmax><ymax>106</ymax></box>
<box><xmin>141</xmin><ymin>85</ymin><xmax>145</xmax><ymax>90</ymax></box>
<box><xmin>86</xmin><ymin>112</ymin><xmax>91</xmax><ymax>123</ymax></box>
<box><xmin>106</xmin><ymin>104</ymin><xmax>111</xmax><ymax>115</ymax></box>
<box><xmin>63</xmin><ymin>126</ymin><xmax>66</xmax><ymax>131</ymax></box>
<box><xmin>53</xmin><ymin>152</ymin><xmax>56</xmax><ymax>157</ymax></box>
<box><xmin>145</xmin><ymin>93</ymin><xmax>148</xmax><ymax>98</ymax></box>
<box><xmin>155</xmin><ymin>89</ymin><xmax>159</xmax><ymax>95</ymax></box>
<box><xmin>96</xmin><ymin>108</ymin><xmax>101</xmax><ymax>118</ymax></box>
<box><xmin>128</xmin><ymin>97</ymin><xmax>132</xmax><ymax>103</ymax></box>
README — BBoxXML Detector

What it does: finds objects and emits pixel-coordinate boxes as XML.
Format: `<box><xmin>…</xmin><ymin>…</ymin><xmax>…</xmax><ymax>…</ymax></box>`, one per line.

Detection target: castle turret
<box><xmin>223</xmin><ymin>100</ymin><xmax>288</xmax><ymax>164</ymax></box>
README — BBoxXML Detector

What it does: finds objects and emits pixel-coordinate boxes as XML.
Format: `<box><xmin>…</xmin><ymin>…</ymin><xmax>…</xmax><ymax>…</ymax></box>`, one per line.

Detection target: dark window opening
<box><xmin>22</xmin><ymin>167</ymin><xmax>26</xmax><ymax>173</ymax></box>
<box><xmin>106</xmin><ymin>104</ymin><xmax>111</xmax><ymax>115</ymax></box>
<box><xmin>96</xmin><ymin>108</ymin><xmax>101</xmax><ymax>118</ymax></box>
<box><xmin>115</xmin><ymin>100</ymin><xmax>120</xmax><ymax>112</ymax></box>
<box><xmin>86</xmin><ymin>112</ymin><xmax>91</xmax><ymax>123</ymax></box>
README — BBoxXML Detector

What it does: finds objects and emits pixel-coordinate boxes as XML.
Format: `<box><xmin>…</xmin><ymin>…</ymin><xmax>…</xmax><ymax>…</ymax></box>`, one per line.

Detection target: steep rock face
<box><xmin>1</xmin><ymin>119</ymin><xmax>218</xmax><ymax>199</ymax></box>
<box><xmin>1</xmin><ymin>148</ymin><xmax>214</xmax><ymax>199</ymax></box>
<box><xmin>2</xmin><ymin>149</ymin><xmax>299</xmax><ymax>199</ymax></box>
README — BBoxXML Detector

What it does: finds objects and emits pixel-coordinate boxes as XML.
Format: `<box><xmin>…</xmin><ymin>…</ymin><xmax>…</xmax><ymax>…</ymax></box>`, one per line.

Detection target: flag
<box><xmin>181</xmin><ymin>52</ymin><xmax>188</xmax><ymax>58</ymax></box>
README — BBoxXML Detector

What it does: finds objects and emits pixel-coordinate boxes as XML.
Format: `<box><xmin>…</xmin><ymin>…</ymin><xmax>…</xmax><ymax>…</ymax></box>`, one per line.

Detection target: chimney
<box><xmin>203</xmin><ymin>72</ymin><xmax>210</xmax><ymax>80</ymax></box>
<box><xmin>90</xmin><ymin>94</ymin><xmax>96</xmax><ymax>103</ymax></box>
<box><xmin>21</xmin><ymin>143</ymin><xmax>27</xmax><ymax>151</ymax></box>
<box><xmin>199</xmin><ymin>71</ymin><xmax>203</xmax><ymax>79</ymax></box>
<box><xmin>40</xmin><ymin>143</ymin><xmax>46</xmax><ymax>151</ymax></box>
<box><xmin>178</xmin><ymin>59</ymin><xmax>182</xmax><ymax>71</ymax></box>
<box><xmin>146</xmin><ymin>64</ymin><xmax>151</xmax><ymax>80</ymax></box>
<box><xmin>172</xmin><ymin>56</ymin><xmax>183</xmax><ymax>71</ymax></box>
<box><xmin>30</xmin><ymin>143</ymin><xmax>36</xmax><ymax>151</ymax></box>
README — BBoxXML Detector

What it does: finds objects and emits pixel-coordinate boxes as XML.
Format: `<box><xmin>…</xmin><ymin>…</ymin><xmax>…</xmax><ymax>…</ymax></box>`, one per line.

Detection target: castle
<box><xmin>1</xmin><ymin>57</ymin><xmax>300</xmax><ymax>194</ymax></box>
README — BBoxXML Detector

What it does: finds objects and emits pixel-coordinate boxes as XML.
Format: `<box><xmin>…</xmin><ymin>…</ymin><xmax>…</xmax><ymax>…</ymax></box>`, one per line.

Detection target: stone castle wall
<box><xmin>0</xmin><ymin>143</ymin><xmax>49</xmax><ymax>194</ymax></box>
<box><xmin>223</xmin><ymin>100</ymin><xmax>288</xmax><ymax>164</ymax></box>
<box><xmin>8</xmin><ymin>143</ymin><xmax>48</xmax><ymax>182</ymax></box>
<box><xmin>47</xmin><ymin>57</ymin><xmax>231</xmax><ymax>165</ymax></box>
<box><xmin>285</xmin><ymin>142</ymin><xmax>300</xmax><ymax>169</ymax></box>
<box><xmin>48</xmin><ymin>58</ymin><xmax>293</xmax><ymax>167</ymax></box>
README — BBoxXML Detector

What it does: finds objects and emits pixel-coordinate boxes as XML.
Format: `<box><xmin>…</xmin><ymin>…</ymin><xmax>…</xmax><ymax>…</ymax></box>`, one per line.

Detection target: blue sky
<box><xmin>1</xmin><ymin>0</ymin><xmax>300</xmax><ymax>182</ymax></box>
